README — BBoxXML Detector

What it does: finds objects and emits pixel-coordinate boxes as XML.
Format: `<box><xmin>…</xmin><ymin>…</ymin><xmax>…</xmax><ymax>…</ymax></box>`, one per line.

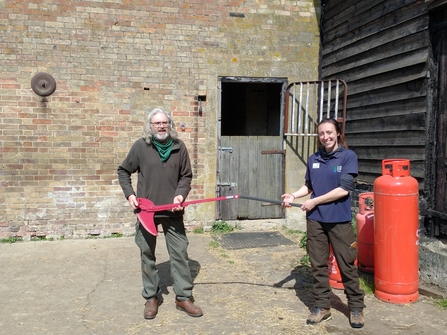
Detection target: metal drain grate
<box><xmin>213</xmin><ymin>231</ymin><xmax>295</xmax><ymax>250</ymax></box>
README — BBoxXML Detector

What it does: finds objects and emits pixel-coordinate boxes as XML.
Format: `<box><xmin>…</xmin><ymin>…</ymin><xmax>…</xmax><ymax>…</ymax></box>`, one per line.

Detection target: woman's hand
<box><xmin>281</xmin><ymin>193</ymin><xmax>295</xmax><ymax>208</ymax></box>
<box><xmin>300</xmin><ymin>198</ymin><xmax>317</xmax><ymax>212</ymax></box>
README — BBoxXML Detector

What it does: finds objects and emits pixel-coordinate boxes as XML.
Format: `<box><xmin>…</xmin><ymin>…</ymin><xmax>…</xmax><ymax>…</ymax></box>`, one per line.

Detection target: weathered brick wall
<box><xmin>0</xmin><ymin>0</ymin><xmax>321</xmax><ymax>239</ymax></box>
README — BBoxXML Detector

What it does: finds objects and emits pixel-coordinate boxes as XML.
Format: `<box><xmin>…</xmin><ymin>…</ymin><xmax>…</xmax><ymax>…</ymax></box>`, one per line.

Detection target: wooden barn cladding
<box><xmin>319</xmin><ymin>0</ymin><xmax>447</xmax><ymax>237</ymax></box>
<box><xmin>319</xmin><ymin>0</ymin><xmax>430</xmax><ymax>186</ymax></box>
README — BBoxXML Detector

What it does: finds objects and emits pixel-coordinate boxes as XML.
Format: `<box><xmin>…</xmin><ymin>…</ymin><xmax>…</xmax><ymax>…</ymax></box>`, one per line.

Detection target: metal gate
<box><xmin>284</xmin><ymin>80</ymin><xmax>347</xmax><ymax>137</ymax></box>
<box><xmin>282</xmin><ymin>80</ymin><xmax>348</xmax><ymax>168</ymax></box>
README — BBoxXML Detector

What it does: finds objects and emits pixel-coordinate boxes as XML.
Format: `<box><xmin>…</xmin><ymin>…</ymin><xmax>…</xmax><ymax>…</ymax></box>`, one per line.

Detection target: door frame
<box><xmin>216</xmin><ymin>76</ymin><xmax>289</xmax><ymax>220</ymax></box>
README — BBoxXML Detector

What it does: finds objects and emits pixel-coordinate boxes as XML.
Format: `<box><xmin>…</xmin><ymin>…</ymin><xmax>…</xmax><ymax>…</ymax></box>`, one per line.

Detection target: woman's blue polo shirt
<box><xmin>304</xmin><ymin>146</ymin><xmax>358</xmax><ymax>223</ymax></box>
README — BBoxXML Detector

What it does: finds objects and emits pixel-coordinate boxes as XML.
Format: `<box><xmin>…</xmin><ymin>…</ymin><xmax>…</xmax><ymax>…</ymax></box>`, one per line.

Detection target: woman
<box><xmin>282</xmin><ymin>118</ymin><xmax>365</xmax><ymax>329</ymax></box>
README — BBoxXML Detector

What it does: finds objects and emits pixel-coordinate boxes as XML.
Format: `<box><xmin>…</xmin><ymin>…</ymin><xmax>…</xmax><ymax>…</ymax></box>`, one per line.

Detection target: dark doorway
<box><xmin>221</xmin><ymin>82</ymin><xmax>282</xmax><ymax>136</ymax></box>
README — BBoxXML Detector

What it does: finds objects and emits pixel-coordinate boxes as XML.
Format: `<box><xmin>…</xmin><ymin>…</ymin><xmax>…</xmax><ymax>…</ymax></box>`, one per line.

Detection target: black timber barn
<box><xmin>319</xmin><ymin>0</ymin><xmax>447</xmax><ymax>239</ymax></box>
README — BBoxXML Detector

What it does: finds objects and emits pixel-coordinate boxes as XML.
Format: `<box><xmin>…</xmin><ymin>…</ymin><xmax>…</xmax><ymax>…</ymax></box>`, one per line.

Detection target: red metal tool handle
<box><xmin>137</xmin><ymin>194</ymin><xmax>240</xmax><ymax>212</ymax></box>
<box><xmin>137</xmin><ymin>193</ymin><xmax>300</xmax><ymax>213</ymax></box>
<box><xmin>136</xmin><ymin>194</ymin><xmax>299</xmax><ymax>237</ymax></box>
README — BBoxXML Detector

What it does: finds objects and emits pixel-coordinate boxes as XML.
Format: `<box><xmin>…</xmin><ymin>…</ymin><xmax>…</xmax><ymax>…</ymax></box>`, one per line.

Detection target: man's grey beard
<box><xmin>154</xmin><ymin>132</ymin><xmax>169</xmax><ymax>141</ymax></box>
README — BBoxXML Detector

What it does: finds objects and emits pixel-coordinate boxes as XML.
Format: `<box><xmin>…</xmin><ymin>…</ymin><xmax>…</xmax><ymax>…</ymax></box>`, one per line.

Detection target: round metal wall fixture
<box><xmin>31</xmin><ymin>72</ymin><xmax>57</xmax><ymax>97</ymax></box>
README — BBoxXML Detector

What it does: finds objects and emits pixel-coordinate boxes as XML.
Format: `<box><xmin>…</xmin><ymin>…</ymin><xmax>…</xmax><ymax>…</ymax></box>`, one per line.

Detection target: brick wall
<box><xmin>0</xmin><ymin>0</ymin><xmax>321</xmax><ymax>239</ymax></box>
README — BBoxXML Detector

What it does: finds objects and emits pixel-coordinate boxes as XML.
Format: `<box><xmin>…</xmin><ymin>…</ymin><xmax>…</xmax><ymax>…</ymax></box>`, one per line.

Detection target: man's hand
<box><xmin>172</xmin><ymin>195</ymin><xmax>184</xmax><ymax>212</ymax></box>
<box><xmin>128</xmin><ymin>194</ymin><xmax>139</xmax><ymax>210</ymax></box>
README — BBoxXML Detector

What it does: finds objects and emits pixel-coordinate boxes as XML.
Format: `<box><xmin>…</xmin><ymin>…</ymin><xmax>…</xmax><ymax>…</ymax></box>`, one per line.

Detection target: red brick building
<box><xmin>0</xmin><ymin>1</ymin><xmax>321</xmax><ymax>239</ymax></box>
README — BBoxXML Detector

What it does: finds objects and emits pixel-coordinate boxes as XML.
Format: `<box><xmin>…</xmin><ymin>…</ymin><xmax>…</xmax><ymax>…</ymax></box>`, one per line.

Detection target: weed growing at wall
<box><xmin>193</xmin><ymin>227</ymin><xmax>204</xmax><ymax>234</ymax></box>
<box><xmin>1</xmin><ymin>236</ymin><xmax>23</xmax><ymax>244</ymax></box>
<box><xmin>211</xmin><ymin>220</ymin><xmax>234</xmax><ymax>235</ymax></box>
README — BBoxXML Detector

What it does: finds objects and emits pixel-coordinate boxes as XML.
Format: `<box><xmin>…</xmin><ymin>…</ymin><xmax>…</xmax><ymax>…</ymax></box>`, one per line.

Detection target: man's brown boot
<box><xmin>143</xmin><ymin>298</ymin><xmax>159</xmax><ymax>319</ymax></box>
<box><xmin>175</xmin><ymin>298</ymin><xmax>203</xmax><ymax>317</ymax></box>
<box><xmin>306</xmin><ymin>307</ymin><xmax>332</xmax><ymax>325</ymax></box>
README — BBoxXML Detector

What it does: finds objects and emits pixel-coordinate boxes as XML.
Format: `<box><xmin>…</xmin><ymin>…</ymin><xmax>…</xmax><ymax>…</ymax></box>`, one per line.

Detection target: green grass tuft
<box><xmin>31</xmin><ymin>236</ymin><xmax>47</xmax><ymax>241</ymax></box>
<box><xmin>299</xmin><ymin>231</ymin><xmax>307</xmax><ymax>249</ymax></box>
<box><xmin>193</xmin><ymin>227</ymin><xmax>204</xmax><ymax>234</ymax></box>
<box><xmin>359</xmin><ymin>275</ymin><xmax>375</xmax><ymax>294</ymax></box>
<box><xmin>282</xmin><ymin>226</ymin><xmax>305</xmax><ymax>237</ymax></box>
<box><xmin>1</xmin><ymin>236</ymin><xmax>23</xmax><ymax>244</ymax></box>
<box><xmin>434</xmin><ymin>298</ymin><xmax>447</xmax><ymax>310</ymax></box>
<box><xmin>300</xmin><ymin>254</ymin><xmax>310</xmax><ymax>267</ymax></box>
<box><xmin>208</xmin><ymin>240</ymin><xmax>220</xmax><ymax>249</ymax></box>
<box><xmin>211</xmin><ymin>220</ymin><xmax>234</xmax><ymax>234</ymax></box>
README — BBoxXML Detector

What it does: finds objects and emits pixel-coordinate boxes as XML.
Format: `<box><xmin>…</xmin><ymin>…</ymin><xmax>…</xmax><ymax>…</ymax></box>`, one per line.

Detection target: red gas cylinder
<box><xmin>373</xmin><ymin>159</ymin><xmax>419</xmax><ymax>304</ymax></box>
<box><xmin>328</xmin><ymin>243</ymin><xmax>344</xmax><ymax>289</ymax></box>
<box><xmin>328</xmin><ymin>243</ymin><xmax>358</xmax><ymax>289</ymax></box>
<box><xmin>356</xmin><ymin>192</ymin><xmax>374</xmax><ymax>274</ymax></box>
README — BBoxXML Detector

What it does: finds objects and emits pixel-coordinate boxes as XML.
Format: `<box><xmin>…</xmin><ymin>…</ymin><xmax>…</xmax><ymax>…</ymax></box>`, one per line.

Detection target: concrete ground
<box><xmin>1</xmin><ymin>230</ymin><xmax>446</xmax><ymax>335</ymax></box>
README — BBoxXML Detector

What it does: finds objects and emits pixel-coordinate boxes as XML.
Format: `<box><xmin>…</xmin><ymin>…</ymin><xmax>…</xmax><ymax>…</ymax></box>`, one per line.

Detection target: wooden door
<box><xmin>217</xmin><ymin>136</ymin><xmax>284</xmax><ymax>220</ymax></box>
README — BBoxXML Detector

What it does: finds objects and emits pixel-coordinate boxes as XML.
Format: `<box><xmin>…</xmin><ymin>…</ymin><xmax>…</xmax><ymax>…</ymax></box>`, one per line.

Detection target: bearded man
<box><xmin>118</xmin><ymin>108</ymin><xmax>202</xmax><ymax>319</ymax></box>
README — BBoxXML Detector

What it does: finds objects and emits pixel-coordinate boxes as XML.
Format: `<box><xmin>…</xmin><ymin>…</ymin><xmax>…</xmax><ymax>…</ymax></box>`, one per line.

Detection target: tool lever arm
<box><xmin>238</xmin><ymin>195</ymin><xmax>302</xmax><ymax>208</ymax></box>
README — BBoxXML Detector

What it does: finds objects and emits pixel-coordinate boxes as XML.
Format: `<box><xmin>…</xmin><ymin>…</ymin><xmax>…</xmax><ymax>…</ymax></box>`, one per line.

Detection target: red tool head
<box><xmin>136</xmin><ymin>198</ymin><xmax>158</xmax><ymax>236</ymax></box>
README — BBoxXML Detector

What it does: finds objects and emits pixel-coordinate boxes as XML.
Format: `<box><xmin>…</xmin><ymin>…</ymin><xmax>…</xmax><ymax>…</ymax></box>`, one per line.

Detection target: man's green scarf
<box><xmin>152</xmin><ymin>138</ymin><xmax>173</xmax><ymax>162</ymax></box>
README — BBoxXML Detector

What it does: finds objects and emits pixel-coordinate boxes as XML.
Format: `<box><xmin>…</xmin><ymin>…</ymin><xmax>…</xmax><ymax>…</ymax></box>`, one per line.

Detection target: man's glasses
<box><xmin>151</xmin><ymin>121</ymin><xmax>170</xmax><ymax>127</ymax></box>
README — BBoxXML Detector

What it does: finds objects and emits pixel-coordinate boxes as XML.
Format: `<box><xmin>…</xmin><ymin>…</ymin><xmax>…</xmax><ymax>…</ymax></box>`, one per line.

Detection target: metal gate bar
<box><xmin>284</xmin><ymin>80</ymin><xmax>348</xmax><ymax>137</ymax></box>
